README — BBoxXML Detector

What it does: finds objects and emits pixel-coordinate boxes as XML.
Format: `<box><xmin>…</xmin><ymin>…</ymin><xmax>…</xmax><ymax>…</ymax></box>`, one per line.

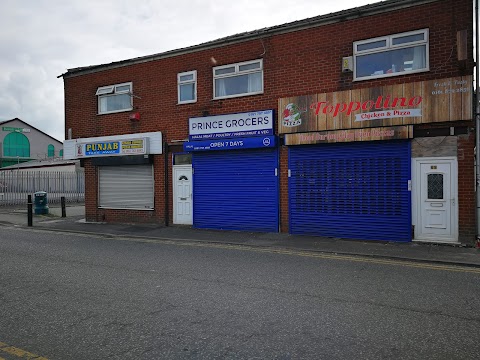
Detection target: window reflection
<box><xmin>356</xmin><ymin>45</ymin><xmax>426</xmax><ymax>78</ymax></box>
<box><xmin>215</xmin><ymin>72</ymin><xmax>262</xmax><ymax>97</ymax></box>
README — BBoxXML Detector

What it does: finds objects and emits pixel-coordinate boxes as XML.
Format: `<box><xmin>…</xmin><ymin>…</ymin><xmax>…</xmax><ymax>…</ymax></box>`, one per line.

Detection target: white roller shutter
<box><xmin>99</xmin><ymin>165</ymin><xmax>154</xmax><ymax>210</ymax></box>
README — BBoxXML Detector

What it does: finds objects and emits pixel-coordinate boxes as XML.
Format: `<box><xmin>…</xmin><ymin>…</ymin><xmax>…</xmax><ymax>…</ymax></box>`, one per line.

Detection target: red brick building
<box><xmin>61</xmin><ymin>0</ymin><xmax>475</xmax><ymax>245</ymax></box>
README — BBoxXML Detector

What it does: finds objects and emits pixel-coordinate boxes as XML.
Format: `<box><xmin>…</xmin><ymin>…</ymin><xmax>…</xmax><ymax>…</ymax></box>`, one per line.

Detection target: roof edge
<box><xmin>0</xmin><ymin>118</ymin><xmax>64</xmax><ymax>144</ymax></box>
<box><xmin>59</xmin><ymin>0</ymin><xmax>438</xmax><ymax>79</ymax></box>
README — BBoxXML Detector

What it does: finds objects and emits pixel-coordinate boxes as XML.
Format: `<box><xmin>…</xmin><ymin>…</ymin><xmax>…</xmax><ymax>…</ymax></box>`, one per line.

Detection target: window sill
<box><xmin>353</xmin><ymin>68</ymin><xmax>429</xmax><ymax>82</ymax></box>
<box><xmin>97</xmin><ymin>108</ymin><xmax>133</xmax><ymax>115</ymax></box>
<box><xmin>213</xmin><ymin>91</ymin><xmax>263</xmax><ymax>101</ymax></box>
<box><xmin>177</xmin><ymin>100</ymin><xmax>197</xmax><ymax>105</ymax></box>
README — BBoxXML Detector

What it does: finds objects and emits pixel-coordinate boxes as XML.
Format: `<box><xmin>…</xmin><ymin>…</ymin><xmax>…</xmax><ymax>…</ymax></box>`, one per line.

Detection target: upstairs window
<box><xmin>354</xmin><ymin>29</ymin><xmax>428</xmax><ymax>81</ymax></box>
<box><xmin>178</xmin><ymin>70</ymin><xmax>197</xmax><ymax>104</ymax></box>
<box><xmin>213</xmin><ymin>59</ymin><xmax>263</xmax><ymax>99</ymax></box>
<box><xmin>96</xmin><ymin>82</ymin><xmax>132</xmax><ymax>114</ymax></box>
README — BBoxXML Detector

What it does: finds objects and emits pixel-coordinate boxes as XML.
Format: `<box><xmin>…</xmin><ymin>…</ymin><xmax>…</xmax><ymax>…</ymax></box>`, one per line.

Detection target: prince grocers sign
<box><xmin>189</xmin><ymin>110</ymin><xmax>273</xmax><ymax>140</ymax></box>
<box><xmin>278</xmin><ymin>76</ymin><xmax>472</xmax><ymax>135</ymax></box>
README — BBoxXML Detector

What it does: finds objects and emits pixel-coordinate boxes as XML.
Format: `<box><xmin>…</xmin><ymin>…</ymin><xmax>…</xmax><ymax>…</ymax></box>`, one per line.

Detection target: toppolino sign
<box><xmin>76</xmin><ymin>138</ymin><xmax>148</xmax><ymax>157</ymax></box>
<box><xmin>309</xmin><ymin>95</ymin><xmax>423</xmax><ymax>122</ymax></box>
<box><xmin>278</xmin><ymin>76</ymin><xmax>472</xmax><ymax>133</ymax></box>
<box><xmin>189</xmin><ymin>110</ymin><xmax>274</xmax><ymax>140</ymax></box>
<box><xmin>184</xmin><ymin>136</ymin><xmax>276</xmax><ymax>152</ymax></box>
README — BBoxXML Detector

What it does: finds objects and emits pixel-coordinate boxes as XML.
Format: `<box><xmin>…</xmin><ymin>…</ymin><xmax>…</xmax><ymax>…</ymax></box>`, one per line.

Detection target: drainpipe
<box><xmin>476</xmin><ymin>0</ymin><xmax>480</xmax><ymax>242</ymax></box>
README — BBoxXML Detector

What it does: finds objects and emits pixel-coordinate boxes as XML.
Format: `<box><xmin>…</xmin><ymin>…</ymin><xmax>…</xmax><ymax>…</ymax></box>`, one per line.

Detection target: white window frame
<box><xmin>96</xmin><ymin>82</ymin><xmax>133</xmax><ymax>114</ymax></box>
<box><xmin>353</xmin><ymin>29</ymin><xmax>429</xmax><ymax>81</ymax></box>
<box><xmin>177</xmin><ymin>70</ymin><xmax>197</xmax><ymax>104</ymax></box>
<box><xmin>213</xmin><ymin>59</ymin><xmax>263</xmax><ymax>100</ymax></box>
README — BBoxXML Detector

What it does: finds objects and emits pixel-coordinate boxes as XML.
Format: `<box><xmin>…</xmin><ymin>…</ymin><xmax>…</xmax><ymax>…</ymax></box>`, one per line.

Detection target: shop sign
<box><xmin>120</xmin><ymin>139</ymin><xmax>148</xmax><ymax>154</ymax></box>
<box><xmin>189</xmin><ymin>110</ymin><xmax>273</xmax><ymax>140</ymax></box>
<box><xmin>76</xmin><ymin>138</ymin><xmax>148</xmax><ymax>157</ymax></box>
<box><xmin>184</xmin><ymin>136</ymin><xmax>276</xmax><ymax>152</ymax></box>
<box><xmin>2</xmin><ymin>126</ymin><xmax>30</xmax><ymax>133</ymax></box>
<box><xmin>284</xmin><ymin>126</ymin><xmax>412</xmax><ymax>145</ymax></box>
<box><xmin>278</xmin><ymin>75</ymin><xmax>472</xmax><ymax>134</ymax></box>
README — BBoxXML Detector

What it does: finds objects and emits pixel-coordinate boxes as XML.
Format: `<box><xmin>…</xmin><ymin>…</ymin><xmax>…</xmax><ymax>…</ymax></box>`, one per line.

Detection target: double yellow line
<box><xmin>168</xmin><ymin>240</ymin><xmax>480</xmax><ymax>274</ymax></box>
<box><xmin>10</xmin><ymin>227</ymin><xmax>480</xmax><ymax>275</ymax></box>
<box><xmin>59</xmin><ymin>232</ymin><xmax>480</xmax><ymax>275</ymax></box>
<box><xmin>0</xmin><ymin>342</ymin><xmax>48</xmax><ymax>360</ymax></box>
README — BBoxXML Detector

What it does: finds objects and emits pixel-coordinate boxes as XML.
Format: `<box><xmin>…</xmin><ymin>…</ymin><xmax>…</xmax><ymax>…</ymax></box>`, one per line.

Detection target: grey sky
<box><xmin>0</xmin><ymin>0</ymin><xmax>373</xmax><ymax>141</ymax></box>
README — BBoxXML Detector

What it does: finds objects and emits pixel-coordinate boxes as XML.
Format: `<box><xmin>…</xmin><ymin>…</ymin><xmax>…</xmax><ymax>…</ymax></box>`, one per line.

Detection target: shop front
<box><xmin>279</xmin><ymin>76</ymin><xmax>473</xmax><ymax>243</ymax></box>
<box><xmin>184</xmin><ymin>110</ymin><xmax>279</xmax><ymax>232</ymax></box>
<box><xmin>63</xmin><ymin>132</ymin><xmax>163</xmax><ymax>216</ymax></box>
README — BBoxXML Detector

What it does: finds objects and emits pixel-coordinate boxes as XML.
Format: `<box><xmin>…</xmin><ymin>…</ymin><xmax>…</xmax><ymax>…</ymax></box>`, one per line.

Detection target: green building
<box><xmin>0</xmin><ymin>118</ymin><xmax>63</xmax><ymax>168</ymax></box>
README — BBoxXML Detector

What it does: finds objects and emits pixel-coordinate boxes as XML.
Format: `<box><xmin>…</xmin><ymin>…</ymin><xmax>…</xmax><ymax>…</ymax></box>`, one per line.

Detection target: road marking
<box><xmin>0</xmin><ymin>341</ymin><xmax>48</xmax><ymax>359</ymax></box>
<box><xmin>168</xmin><ymin>241</ymin><xmax>480</xmax><ymax>274</ymax></box>
<box><xmin>103</xmin><ymin>235</ymin><xmax>480</xmax><ymax>274</ymax></box>
<box><xmin>6</xmin><ymin>226</ymin><xmax>480</xmax><ymax>274</ymax></box>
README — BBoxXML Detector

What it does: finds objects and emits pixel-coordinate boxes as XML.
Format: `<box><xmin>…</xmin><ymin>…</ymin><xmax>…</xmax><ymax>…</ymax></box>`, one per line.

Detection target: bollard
<box><xmin>61</xmin><ymin>196</ymin><xmax>66</xmax><ymax>218</ymax></box>
<box><xmin>27</xmin><ymin>194</ymin><xmax>33</xmax><ymax>227</ymax></box>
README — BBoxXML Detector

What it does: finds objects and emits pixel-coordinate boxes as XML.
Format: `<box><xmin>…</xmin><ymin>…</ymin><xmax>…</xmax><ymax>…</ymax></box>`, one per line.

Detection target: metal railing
<box><xmin>0</xmin><ymin>170</ymin><xmax>85</xmax><ymax>206</ymax></box>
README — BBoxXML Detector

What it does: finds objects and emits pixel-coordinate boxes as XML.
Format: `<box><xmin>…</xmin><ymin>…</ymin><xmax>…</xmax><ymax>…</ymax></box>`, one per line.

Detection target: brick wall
<box><xmin>65</xmin><ymin>0</ymin><xmax>474</xmax><ymax>141</ymax></box>
<box><xmin>64</xmin><ymin>0</ymin><xmax>475</xmax><ymax>240</ymax></box>
<box><xmin>83</xmin><ymin>160</ymin><xmax>97</xmax><ymax>222</ymax></box>
<box><xmin>457</xmin><ymin>132</ymin><xmax>476</xmax><ymax>244</ymax></box>
<box><xmin>279</xmin><ymin>146</ymin><xmax>289</xmax><ymax>232</ymax></box>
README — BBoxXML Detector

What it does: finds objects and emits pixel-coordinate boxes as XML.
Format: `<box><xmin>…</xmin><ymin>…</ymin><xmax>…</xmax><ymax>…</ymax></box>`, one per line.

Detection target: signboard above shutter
<box><xmin>184</xmin><ymin>136</ymin><xmax>276</xmax><ymax>152</ymax></box>
<box><xmin>188</xmin><ymin>110</ymin><xmax>274</xmax><ymax>140</ymax></box>
<box><xmin>77</xmin><ymin>138</ymin><xmax>148</xmax><ymax>157</ymax></box>
<box><xmin>63</xmin><ymin>132</ymin><xmax>162</xmax><ymax>160</ymax></box>
<box><xmin>278</xmin><ymin>76</ymin><xmax>472</xmax><ymax>134</ymax></box>
<box><xmin>285</xmin><ymin>126</ymin><xmax>412</xmax><ymax>145</ymax></box>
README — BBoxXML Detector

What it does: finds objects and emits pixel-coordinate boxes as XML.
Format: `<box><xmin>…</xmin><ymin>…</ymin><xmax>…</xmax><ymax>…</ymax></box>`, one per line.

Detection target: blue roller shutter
<box><xmin>289</xmin><ymin>141</ymin><xmax>411</xmax><ymax>242</ymax></box>
<box><xmin>193</xmin><ymin>149</ymin><xmax>279</xmax><ymax>232</ymax></box>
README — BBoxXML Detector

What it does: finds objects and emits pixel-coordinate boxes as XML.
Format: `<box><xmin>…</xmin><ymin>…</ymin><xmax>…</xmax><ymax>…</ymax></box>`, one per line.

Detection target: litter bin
<box><xmin>34</xmin><ymin>191</ymin><xmax>49</xmax><ymax>215</ymax></box>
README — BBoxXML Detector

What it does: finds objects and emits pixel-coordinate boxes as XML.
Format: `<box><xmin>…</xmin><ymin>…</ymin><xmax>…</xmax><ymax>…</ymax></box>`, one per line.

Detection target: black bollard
<box><xmin>61</xmin><ymin>196</ymin><xmax>66</xmax><ymax>218</ymax></box>
<box><xmin>27</xmin><ymin>195</ymin><xmax>33</xmax><ymax>227</ymax></box>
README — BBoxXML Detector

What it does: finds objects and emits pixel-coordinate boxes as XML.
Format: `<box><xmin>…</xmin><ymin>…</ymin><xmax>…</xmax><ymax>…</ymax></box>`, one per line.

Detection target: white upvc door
<box><xmin>412</xmin><ymin>158</ymin><xmax>458</xmax><ymax>243</ymax></box>
<box><xmin>173</xmin><ymin>165</ymin><xmax>193</xmax><ymax>225</ymax></box>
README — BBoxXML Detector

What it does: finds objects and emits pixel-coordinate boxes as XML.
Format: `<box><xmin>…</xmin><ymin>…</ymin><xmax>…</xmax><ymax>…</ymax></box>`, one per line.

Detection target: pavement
<box><xmin>0</xmin><ymin>204</ymin><xmax>479</xmax><ymax>267</ymax></box>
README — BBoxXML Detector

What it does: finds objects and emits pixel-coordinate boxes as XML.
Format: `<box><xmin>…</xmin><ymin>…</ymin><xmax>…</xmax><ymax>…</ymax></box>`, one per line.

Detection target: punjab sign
<box><xmin>76</xmin><ymin>138</ymin><xmax>148</xmax><ymax>157</ymax></box>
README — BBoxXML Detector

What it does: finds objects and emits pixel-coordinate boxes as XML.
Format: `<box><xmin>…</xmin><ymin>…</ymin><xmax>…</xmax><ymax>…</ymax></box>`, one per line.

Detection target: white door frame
<box><xmin>412</xmin><ymin>157</ymin><xmax>458</xmax><ymax>243</ymax></box>
<box><xmin>173</xmin><ymin>165</ymin><xmax>193</xmax><ymax>225</ymax></box>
